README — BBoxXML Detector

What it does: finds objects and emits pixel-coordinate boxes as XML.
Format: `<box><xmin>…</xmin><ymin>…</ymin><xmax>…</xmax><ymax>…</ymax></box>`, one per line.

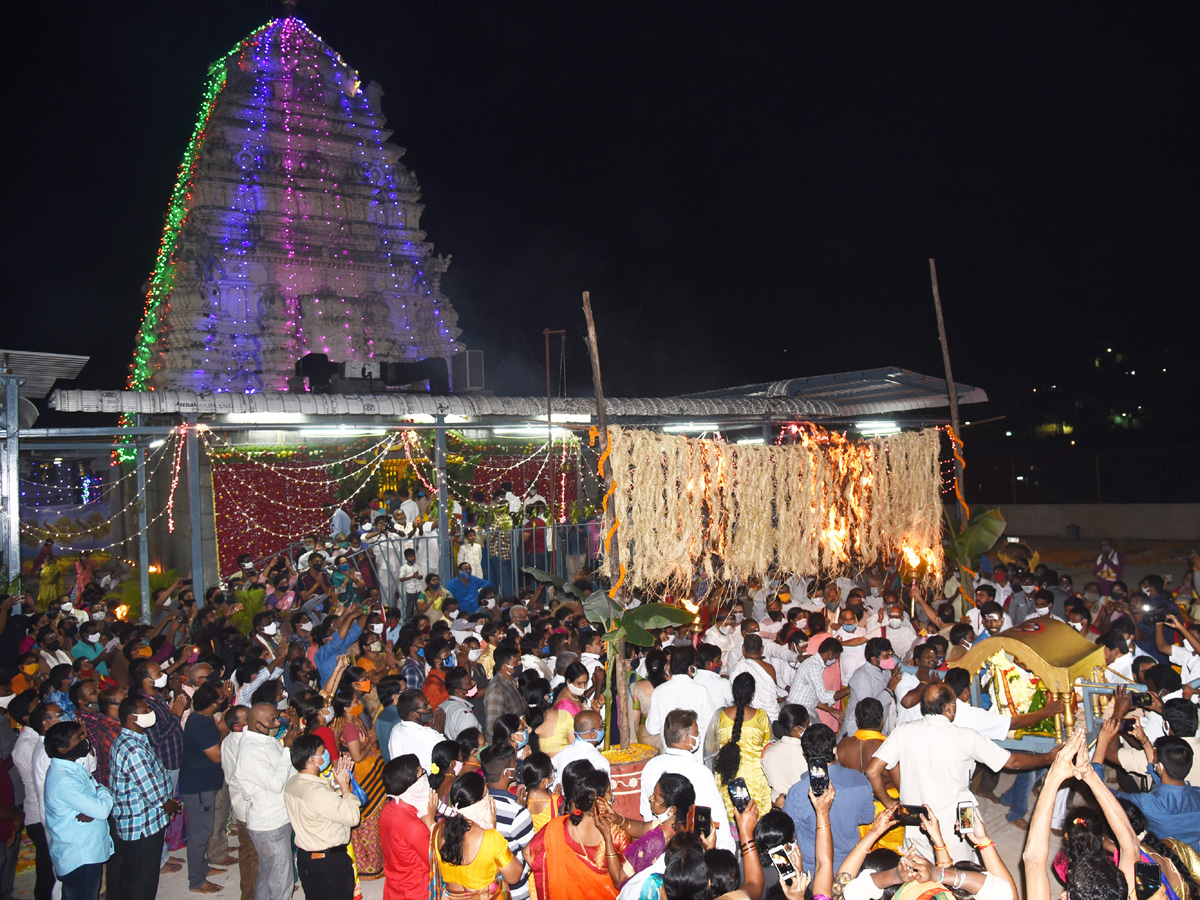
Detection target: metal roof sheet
<box><xmin>1</xmin><ymin>350</ymin><xmax>90</xmax><ymax>399</ymax></box>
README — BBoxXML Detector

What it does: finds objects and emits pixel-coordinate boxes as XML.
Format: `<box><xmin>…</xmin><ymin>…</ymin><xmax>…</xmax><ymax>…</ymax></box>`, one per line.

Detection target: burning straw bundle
<box><xmin>604</xmin><ymin>425</ymin><xmax>942</xmax><ymax>591</ymax></box>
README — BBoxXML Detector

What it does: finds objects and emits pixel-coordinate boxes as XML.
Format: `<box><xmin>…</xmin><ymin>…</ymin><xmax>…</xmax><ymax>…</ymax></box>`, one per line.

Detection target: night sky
<box><xmin>12</xmin><ymin>2</ymin><xmax>1197</xmax><ymax>438</ymax></box>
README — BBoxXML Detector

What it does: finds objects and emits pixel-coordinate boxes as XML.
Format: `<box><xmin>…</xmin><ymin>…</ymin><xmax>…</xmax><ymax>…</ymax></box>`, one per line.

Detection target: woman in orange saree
<box><xmin>525</xmin><ymin>765</ymin><xmax>630</xmax><ymax>900</ymax></box>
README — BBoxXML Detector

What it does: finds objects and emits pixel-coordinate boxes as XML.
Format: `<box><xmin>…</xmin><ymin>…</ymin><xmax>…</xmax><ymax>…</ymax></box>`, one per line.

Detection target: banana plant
<box><xmin>943</xmin><ymin>508</ymin><xmax>1007</xmax><ymax>613</ymax></box>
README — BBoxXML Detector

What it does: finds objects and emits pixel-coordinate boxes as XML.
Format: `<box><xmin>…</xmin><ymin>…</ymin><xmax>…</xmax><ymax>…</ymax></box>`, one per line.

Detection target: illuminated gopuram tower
<box><xmin>130</xmin><ymin>16</ymin><xmax>462</xmax><ymax>393</ymax></box>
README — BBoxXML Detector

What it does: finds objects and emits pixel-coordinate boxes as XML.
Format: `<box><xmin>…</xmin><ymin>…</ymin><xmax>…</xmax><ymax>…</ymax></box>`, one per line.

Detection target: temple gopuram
<box><xmin>130</xmin><ymin>15</ymin><xmax>462</xmax><ymax>393</ymax></box>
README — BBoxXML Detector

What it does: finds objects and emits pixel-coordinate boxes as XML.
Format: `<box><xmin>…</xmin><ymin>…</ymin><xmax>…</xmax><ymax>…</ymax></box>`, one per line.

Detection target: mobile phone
<box><xmin>1134</xmin><ymin>862</ymin><xmax>1162</xmax><ymax>900</ymax></box>
<box><xmin>808</xmin><ymin>762</ymin><xmax>829</xmax><ymax>798</ymax></box>
<box><xmin>687</xmin><ymin>805</ymin><xmax>712</xmax><ymax>837</ymax></box>
<box><xmin>767</xmin><ymin>844</ymin><xmax>798</xmax><ymax>883</ymax></box>
<box><xmin>1119</xmin><ymin>718</ymin><xmax>1136</xmax><ymax>733</ymax></box>
<box><xmin>956</xmin><ymin>801</ymin><xmax>974</xmax><ymax>835</ymax></box>
<box><xmin>726</xmin><ymin>777</ymin><xmax>751</xmax><ymax>813</ymax></box>
<box><xmin>1130</xmin><ymin>692</ymin><xmax>1155</xmax><ymax>709</ymax></box>
<box><xmin>893</xmin><ymin>804</ymin><xmax>925</xmax><ymax>826</ymax></box>
<box><xmin>1006</xmin><ymin>536</ymin><xmax>1020</xmax><ymax>543</ymax></box>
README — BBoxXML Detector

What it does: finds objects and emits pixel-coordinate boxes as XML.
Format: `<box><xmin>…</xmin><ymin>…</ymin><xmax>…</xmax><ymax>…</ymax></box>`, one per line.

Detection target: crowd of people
<box><xmin>0</xmin><ymin>530</ymin><xmax>1197</xmax><ymax>900</ymax></box>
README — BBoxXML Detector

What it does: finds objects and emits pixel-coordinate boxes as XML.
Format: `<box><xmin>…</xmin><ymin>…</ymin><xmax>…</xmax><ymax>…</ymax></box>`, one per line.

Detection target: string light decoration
<box><xmin>602</xmin><ymin>425</ymin><xmax>944</xmax><ymax>592</ymax></box>
<box><xmin>127</xmin><ymin>14</ymin><xmax>462</xmax><ymax>399</ymax></box>
<box><xmin>18</xmin><ymin>430</ymin><xmax>183</xmax><ymax>552</ymax></box>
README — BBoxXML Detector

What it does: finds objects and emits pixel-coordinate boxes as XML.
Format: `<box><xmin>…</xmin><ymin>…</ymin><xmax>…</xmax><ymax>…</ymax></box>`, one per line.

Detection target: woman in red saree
<box><xmin>525</xmin><ymin>764</ymin><xmax>631</xmax><ymax>900</ymax></box>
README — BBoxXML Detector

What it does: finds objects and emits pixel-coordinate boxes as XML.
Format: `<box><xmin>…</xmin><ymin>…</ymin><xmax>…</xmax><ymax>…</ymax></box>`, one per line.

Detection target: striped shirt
<box><xmin>139</xmin><ymin>692</ymin><xmax>184</xmax><ymax>771</ymax></box>
<box><xmin>489</xmin><ymin>787</ymin><xmax>533</xmax><ymax>900</ymax></box>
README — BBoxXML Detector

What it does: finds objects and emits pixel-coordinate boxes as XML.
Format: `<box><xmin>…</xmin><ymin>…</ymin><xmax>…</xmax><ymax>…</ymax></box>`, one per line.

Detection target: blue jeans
<box><xmin>1000</xmin><ymin>769</ymin><xmax>1037</xmax><ymax>822</ymax></box>
<box><xmin>59</xmin><ymin>861</ymin><xmax>104</xmax><ymax>900</ymax></box>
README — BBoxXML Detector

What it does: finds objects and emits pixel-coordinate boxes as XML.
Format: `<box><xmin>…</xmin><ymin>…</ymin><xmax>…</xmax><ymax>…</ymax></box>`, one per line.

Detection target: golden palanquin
<box><xmin>956</xmin><ymin>618</ymin><xmax>1105</xmax><ymax>741</ymax></box>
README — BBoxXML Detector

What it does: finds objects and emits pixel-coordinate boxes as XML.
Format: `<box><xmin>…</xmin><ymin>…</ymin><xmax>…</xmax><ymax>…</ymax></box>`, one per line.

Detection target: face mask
<box><xmin>887</xmin><ymin>617</ymin><xmax>903</xmax><ymax>629</ymax></box>
<box><xmin>514</xmin><ymin>730</ymin><xmax>529</xmax><ymax>748</ymax></box>
<box><xmin>418</xmin><ymin>709</ymin><xmax>434</xmax><ymax>725</ymax></box>
<box><xmin>152</xmin><ymin>673</ymin><xmax>168</xmax><ymax>688</ymax></box>
<box><xmin>576</xmin><ymin>729</ymin><xmax>601</xmax><ymax>746</ymax></box>
<box><xmin>300</xmin><ymin>621</ymin><xmax>313</xmax><ymax>632</ymax></box>
<box><xmin>416</xmin><ymin>647</ymin><xmax>425</xmax><ymax>658</ymax></box>
<box><xmin>368</xmin><ymin>641</ymin><xmax>383</xmax><ymax>653</ymax></box>
<box><xmin>446</xmin><ymin>653</ymin><xmax>456</xmax><ymax>667</ymax></box>
<box><xmin>277</xmin><ymin>698</ymin><xmax>289</xmax><ymax>711</ymax></box>
<box><xmin>483</xmin><ymin>597</ymin><xmax>494</xmax><ymax>608</ymax></box>
<box><xmin>305</xmin><ymin>544</ymin><xmax>316</xmax><ymax>552</ymax></box>
<box><xmin>353</xmin><ymin>680</ymin><xmax>371</xmax><ymax>693</ymax></box>
<box><xmin>448</xmin><ymin>610</ymin><xmax>459</xmax><ymax>620</ymax></box>
<box><xmin>1111</xmin><ymin>590</ymin><xmax>1126</xmax><ymax>600</ymax></box>
<box><xmin>1022</xmin><ymin>585</ymin><xmax>1035</xmax><ymax>594</ymax></box>
<box><xmin>869</xmin><ymin>587</ymin><xmax>880</xmax><ymax>597</ymax></box>
<box><xmin>23</xmin><ymin>663</ymin><xmax>39</xmax><ymax>675</ymax></box>
<box><xmin>468</xmin><ymin>648</ymin><xmax>482</xmax><ymax>662</ymax></box>
<box><xmin>261</xmin><ymin>622</ymin><xmax>279</xmax><ymax>636</ymax></box>
<box><xmin>1070</xmin><ymin>621</ymin><xmax>1085</xmax><ymax>632</ymax></box>
<box><xmin>63</xmin><ymin>737</ymin><xmax>93</xmax><ymax>761</ymax></box>
<box><xmin>314</xmin><ymin>749</ymin><xmax>330</xmax><ymax>771</ymax></box>
<box><xmin>91</xmin><ymin>610</ymin><xmax>106</xmax><ymax>621</ymax></box>
<box><xmin>349</xmin><ymin>702</ymin><xmax>364</xmax><ymax>717</ymax></box>
<box><xmin>87</xmin><ymin>633</ymin><xmax>101</xmax><ymax>644</ymax></box>
<box><xmin>134</xmin><ymin>711</ymin><xmax>157</xmax><ymax>729</ymax></box>
<box><xmin>568</xmin><ymin>683</ymin><xmax>586</xmax><ymax>697</ymax></box>
<box><xmin>135</xmin><ymin>646</ymin><xmax>153</xmax><ymax>658</ymax></box>
<box><xmin>81</xmin><ymin>751</ymin><xmax>98</xmax><ymax>774</ymax></box>
<box><xmin>1084</xmin><ymin>591</ymin><xmax>1100</xmax><ymax>602</ymax></box>
<box><xmin>397</xmin><ymin>774</ymin><xmax>431</xmax><ymax>809</ymax></box>
<box><xmin>337</xmin><ymin>564</ymin><xmax>350</xmax><ymax>572</ymax></box>
<box><xmin>841</xmin><ymin>624</ymin><xmax>856</xmax><ymax>634</ymax></box>
<box><xmin>684</xmin><ymin>733</ymin><xmax>700</xmax><ymax>752</ymax></box>
<box><xmin>321</xmin><ymin>708</ymin><xmax>334</xmax><ymax>724</ymax></box>
<box><xmin>1036</xmin><ymin>607</ymin><xmax>1051</xmax><ymax>617</ymax></box>
<box><xmin>653</xmin><ymin>808</ymin><xmax>675</xmax><ymax>826</ymax></box>
<box><xmin>823</xmin><ymin>657</ymin><xmax>836</xmax><ymax>668</ymax></box>
<box><xmin>370</xmin><ymin>624</ymin><xmax>384</xmax><ymax>634</ymax></box>
<box><xmin>465</xmin><ymin>685</ymin><xmax>479</xmax><ymax>698</ymax></box>
<box><xmin>732</xmin><ymin>612</ymin><xmax>744</xmax><ymax>622</ymax></box>
<box><xmin>879</xmin><ymin>657</ymin><xmax>896</xmax><ymax>670</ymax></box>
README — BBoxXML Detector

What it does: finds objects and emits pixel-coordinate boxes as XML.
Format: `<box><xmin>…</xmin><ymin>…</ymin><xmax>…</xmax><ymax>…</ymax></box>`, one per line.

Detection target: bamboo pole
<box><xmin>929</xmin><ymin>259</ymin><xmax>968</xmax><ymax>527</ymax></box>
<box><xmin>582</xmin><ymin>291</ymin><xmax>632</xmax><ymax>749</ymax></box>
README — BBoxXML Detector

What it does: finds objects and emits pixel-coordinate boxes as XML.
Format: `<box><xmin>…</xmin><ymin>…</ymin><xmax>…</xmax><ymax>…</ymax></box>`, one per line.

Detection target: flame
<box><xmin>901</xmin><ymin>545</ymin><xmax>921</xmax><ymax>568</ymax></box>
<box><xmin>114</xmin><ymin>605</ymin><xmax>130</xmax><ymax>621</ymax></box>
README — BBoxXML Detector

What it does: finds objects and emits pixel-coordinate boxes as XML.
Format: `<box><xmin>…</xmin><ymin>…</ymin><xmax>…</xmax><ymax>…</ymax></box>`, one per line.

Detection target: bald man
<box><xmin>235</xmin><ymin>704</ymin><xmax>298</xmax><ymax>900</ymax></box>
<box><xmin>867</xmin><ymin>683</ymin><xmax>1059</xmax><ymax>861</ymax></box>
<box><xmin>548</xmin><ymin>709</ymin><xmax>611</xmax><ymax>788</ymax></box>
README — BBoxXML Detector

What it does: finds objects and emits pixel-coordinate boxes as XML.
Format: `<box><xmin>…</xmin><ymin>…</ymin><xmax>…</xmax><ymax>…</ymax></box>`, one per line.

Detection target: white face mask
<box><xmin>869</xmin><ymin>587</ymin><xmax>880</xmax><ymax>597</ymax></box>
<box><xmin>276</xmin><ymin>698</ymin><xmax>289</xmax><ymax>711</ymax></box>
<box><xmin>685</xmin><ymin>733</ymin><xmax>700</xmax><ymax>752</ymax></box>
<box><xmin>1070</xmin><ymin>621</ymin><xmax>1085</xmax><ymax>632</ymax></box>
<box><xmin>134</xmin><ymin>711</ymin><xmax>157</xmax><ymax>729</ymax></box>
<box><xmin>368</xmin><ymin>641</ymin><xmax>383</xmax><ymax>653</ymax></box>
<box><xmin>448</xmin><ymin>610</ymin><xmax>459</xmax><ymax>620</ymax></box>
<box><xmin>887</xmin><ymin>617</ymin><xmax>904</xmax><ymax>629</ymax></box>
<box><xmin>152</xmin><ymin>673</ymin><xmax>168</xmax><ymax>688</ymax></box>
<box><xmin>300</xmin><ymin>621</ymin><xmax>313</xmax><ymax>632</ymax></box>
<box><xmin>87</xmin><ymin>633</ymin><xmax>101</xmax><ymax>644</ymax></box>
<box><xmin>568</xmin><ymin>683</ymin><xmax>586</xmax><ymax>697</ymax></box>
<box><xmin>81</xmin><ymin>751</ymin><xmax>97</xmax><ymax>774</ymax></box>
<box><xmin>652</xmin><ymin>807</ymin><xmax>675</xmax><ymax>826</ymax></box>
<box><xmin>91</xmin><ymin>611</ymin><xmax>106</xmax><ymax>621</ymax></box>
<box><xmin>261</xmin><ymin>622</ymin><xmax>279</xmax><ymax>636</ymax></box>
<box><xmin>468</xmin><ymin>648</ymin><xmax>482</xmax><ymax>662</ymax></box>
<box><xmin>1036</xmin><ymin>607</ymin><xmax>1051</xmax><ymax>617</ymax></box>
<box><xmin>483</xmin><ymin>597</ymin><xmax>495</xmax><ymax>609</ymax></box>
<box><xmin>370</xmin><ymin>624</ymin><xmax>384</xmax><ymax>634</ymax></box>
<box><xmin>1022</xmin><ymin>585</ymin><xmax>1035</xmax><ymax>594</ymax></box>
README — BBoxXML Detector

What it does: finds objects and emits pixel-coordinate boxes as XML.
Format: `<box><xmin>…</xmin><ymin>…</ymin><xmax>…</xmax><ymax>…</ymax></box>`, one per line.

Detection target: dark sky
<box><xmin>11</xmin><ymin>2</ymin><xmax>1197</xmax><ymax>425</ymax></box>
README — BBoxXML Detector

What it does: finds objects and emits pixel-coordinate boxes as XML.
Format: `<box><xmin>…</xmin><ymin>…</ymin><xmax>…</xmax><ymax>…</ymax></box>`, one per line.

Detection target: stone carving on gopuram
<box><xmin>129</xmin><ymin>15</ymin><xmax>462</xmax><ymax>393</ymax></box>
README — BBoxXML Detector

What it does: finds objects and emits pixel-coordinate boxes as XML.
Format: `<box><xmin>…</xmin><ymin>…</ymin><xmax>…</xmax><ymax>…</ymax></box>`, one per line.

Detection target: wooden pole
<box><xmin>581</xmin><ymin>291</ymin><xmax>631</xmax><ymax>749</ymax></box>
<box><xmin>929</xmin><ymin>259</ymin><xmax>968</xmax><ymax>527</ymax></box>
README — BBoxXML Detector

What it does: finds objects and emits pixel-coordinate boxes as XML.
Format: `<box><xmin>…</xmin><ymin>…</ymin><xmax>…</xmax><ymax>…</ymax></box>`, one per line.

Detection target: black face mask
<box><xmin>63</xmin><ymin>738</ymin><xmax>92</xmax><ymax>761</ymax></box>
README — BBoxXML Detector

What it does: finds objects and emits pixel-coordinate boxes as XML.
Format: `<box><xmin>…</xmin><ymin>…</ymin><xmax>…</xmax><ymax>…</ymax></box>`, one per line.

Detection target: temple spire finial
<box><xmin>282</xmin><ymin>0</ymin><xmax>297</xmax><ymax>17</ymax></box>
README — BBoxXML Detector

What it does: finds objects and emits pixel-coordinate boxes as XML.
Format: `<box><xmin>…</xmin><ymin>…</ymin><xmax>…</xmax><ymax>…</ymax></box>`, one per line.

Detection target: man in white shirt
<box><xmin>644</xmin><ymin>645</ymin><xmax>718</xmax><ymax>750</ymax></box>
<box><xmin>724</xmin><ymin>618</ymin><xmax>798</xmax><ymax>673</ymax></box>
<box><xmin>458</xmin><ymin>530</ymin><xmax>483</xmax><ymax>575</ymax></box>
<box><xmin>694</xmin><ymin>643</ymin><xmax>733</xmax><ymax>709</ymax></box>
<box><xmin>637</xmin><ymin>710</ymin><xmax>735</xmax><ymax>853</ymax></box>
<box><xmin>835</xmin><ymin>608</ymin><xmax>870</xmax><ymax>684</ymax></box>
<box><xmin>398</xmin><ymin>489</ymin><xmax>421</xmax><ymax>530</ymax></box>
<box><xmin>867</xmin><ymin>684</ymin><xmax>1059</xmax><ymax>861</ymax></box>
<box><xmin>550</xmin><ymin>710</ymin><xmax>611</xmax><ymax>787</ymax></box>
<box><xmin>386</xmin><ymin>690</ymin><xmax>445</xmax><ymax>768</ymax></box>
<box><xmin>866</xmin><ymin>595</ymin><xmax>919</xmax><ymax>662</ymax></box>
<box><xmin>578</xmin><ymin>629</ymin><xmax>607</xmax><ymax>681</ymax></box>
<box><xmin>965</xmin><ymin>587</ymin><xmax>1013</xmax><ymax>635</ymax></box>
<box><xmin>236</xmin><ymin>704</ymin><xmax>297</xmax><ymax>900</ymax></box>
<box><xmin>1161</xmin><ymin>614</ymin><xmax>1200</xmax><ymax>685</ymax></box>
<box><xmin>219</xmin><ymin>706</ymin><xmax>260</xmax><ymax>897</ymax></box>
<box><xmin>1098</xmin><ymin>632</ymin><xmax>1137</xmax><ymax>683</ymax></box>
<box><xmin>11</xmin><ymin>696</ymin><xmax>57</xmax><ymax>897</ymax></box>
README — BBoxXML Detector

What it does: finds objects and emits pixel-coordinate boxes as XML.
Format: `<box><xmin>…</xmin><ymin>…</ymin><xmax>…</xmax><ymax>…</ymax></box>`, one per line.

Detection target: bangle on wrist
<box><xmin>953</xmin><ymin>870</ymin><xmax>965</xmax><ymax>890</ymax></box>
<box><xmin>933</xmin><ymin>844</ymin><xmax>947</xmax><ymax>853</ymax></box>
<box><xmin>974</xmin><ymin>840</ymin><xmax>995</xmax><ymax>851</ymax></box>
<box><xmin>938</xmin><ymin>868</ymin><xmax>946</xmax><ymax>883</ymax></box>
